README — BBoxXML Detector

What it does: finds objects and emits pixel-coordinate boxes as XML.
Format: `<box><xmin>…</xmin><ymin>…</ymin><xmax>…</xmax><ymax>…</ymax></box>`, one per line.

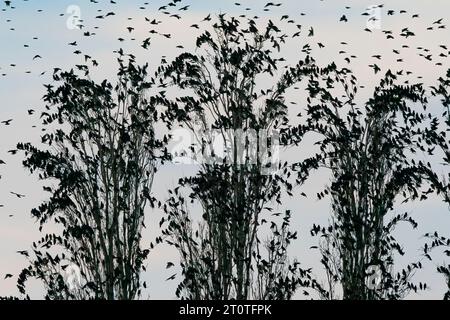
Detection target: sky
<box><xmin>0</xmin><ymin>0</ymin><xmax>449</xmax><ymax>299</ymax></box>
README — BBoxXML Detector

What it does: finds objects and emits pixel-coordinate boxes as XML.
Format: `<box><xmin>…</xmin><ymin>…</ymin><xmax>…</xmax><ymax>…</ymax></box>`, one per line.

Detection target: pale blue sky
<box><xmin>0</xmin><ymin>0</ymin><xmax>449</xmax><ymax>299</ymax></box>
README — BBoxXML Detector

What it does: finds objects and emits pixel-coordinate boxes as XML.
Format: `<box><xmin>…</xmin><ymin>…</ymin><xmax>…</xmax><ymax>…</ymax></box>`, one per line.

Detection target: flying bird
<box><xmin>17</xmin><ymin>250</ymin><xmax>29</xmax><ymax>257</ymax></box>
<box><xmin>10</xmin><ymin>191</ymin><xmax>25</xmax><ymax>198</ymax></box>
<box><xmin>166</xmin><ymin>273</ymin><xmax>177</xmax><ymax>281</ymax></box>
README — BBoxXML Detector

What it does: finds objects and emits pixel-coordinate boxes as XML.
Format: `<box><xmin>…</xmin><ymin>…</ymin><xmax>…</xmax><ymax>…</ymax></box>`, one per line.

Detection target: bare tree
<box><xmin>303</xmin><ymin>69</ymin><xmax>430</xmax><ymax>299</ymax></box>
<box><xmin>160</xmin><ymin>15</ymin><xmax>321</xmax><ymax>300</ymax></box>
<box><xmin>423</xmin><ymin>68</ymin><xmax>450</xmax><ymax>299</ymax></box>
<box><xmin>16</xmin><ymin>56</ymin><xmax>167</xmax><ymax>300</ymax></box>
<box><xmin>427</xmin><ymin>68</ymin><xmax>450</xmax><ymax>204</ymax></box>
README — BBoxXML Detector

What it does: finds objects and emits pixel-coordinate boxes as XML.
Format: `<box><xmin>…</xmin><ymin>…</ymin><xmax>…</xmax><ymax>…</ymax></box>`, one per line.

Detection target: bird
<box><xmin>17</xmin><ymin>250</ymin><xmax>29</xmax><ymax>257</ymax></box>
<box><xmin>142</xmin><ymin>38</ymin><xmax>151</xmax><ymax>49</ymax></box>
<box><xmin>166</xmin><ymin>273</ymin><xmax>176</xmax><ymax>281</ymax></box>
<box><xmin>10</xmin><ymin>191</ymin><xmax>25</xmax><ymax>198</ymax></box>
<box><xmin>1</xmin><ymin>119</ymin><xmax>12</xmax><ymax>125</ymax></box>
<box><xmin>369</xmin><ymin>64</ymin><xmax>381</xmax><ymax>74</ymax></box>
<box><xmin>4</xmin><ymin>274</ymin><xmax>13</xmax><ymax>279</ymax></box>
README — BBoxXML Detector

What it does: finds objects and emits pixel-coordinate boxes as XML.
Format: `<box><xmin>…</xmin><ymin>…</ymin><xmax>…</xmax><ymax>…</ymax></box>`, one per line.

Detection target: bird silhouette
<box><xmin>10</xmin><ymin>191</ymin><xmax>25</xmax><ymax>198</ymax></box>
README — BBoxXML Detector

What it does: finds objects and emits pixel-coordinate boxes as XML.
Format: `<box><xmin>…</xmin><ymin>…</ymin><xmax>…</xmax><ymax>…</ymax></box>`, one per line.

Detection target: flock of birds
<box><xmin>0</xmin><ymin>0</ymin><xmax>449</xmax><ymax>282</ymax></box>
<box><xmin>0</xmin><ymin>0</ymin><xmax>448</xmax><ymax>78</ymax></box>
